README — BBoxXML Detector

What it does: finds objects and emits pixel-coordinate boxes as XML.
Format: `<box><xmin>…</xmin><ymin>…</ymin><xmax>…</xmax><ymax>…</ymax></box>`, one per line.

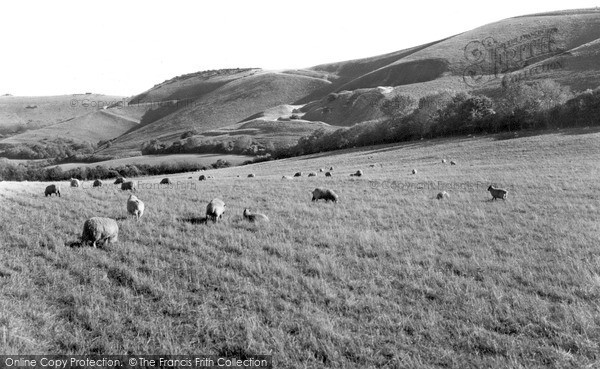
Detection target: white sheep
<box><xmin>243</xmin><ymin>208</ymin><xmax>269</xmax><ymax>222</ymax></box>
<box><xmin>442</xmin><ymin>159</ymin><xmax>447</xmax><ymax>164</ymax></box>
<box><xmin>294</xmin><ymin>172</ymin><xmax>302</xmax><ymax>177</ymax></box>
<box><xmin>312</xmin><ymin>188</ymin><xmax>339</xmax><ymax>202</ymax></box>
<box><xmin>308</xmin><ymin>172</ymin><xmax>317</xmax><ymax>177</ymax></box>
<box><xmin>70</xmin><ymin>178</ymin><xmax>80</xmax><ymax>187</ymax></box>
<box><xmin>488</xmin><ymin>185</ymin><xmax>508</xmax><ymax>201</ymax></box>
<box><xmin>248</xmin><ymin>173</ymin><xmax>256</xmax><ymax>178</ymax></box>
<box><xmin>127</xmin><ymin>194</ymin><xmax>145</xmax><ymax>219</ymax></box>
<box><xmin>93</xmin><ymin>179</ymin><xmax>103</xmax><ymax>187</ymax></box>
<box><xmin>160</xmin><ymin>178</ymin><xmax>172</xmax><ymax>185</ymax></box>
<box><xmin>450</xmin><ymin>161</ymin><xmax>456</xmax><ymax>165</ymax></box>
<box><xmin>114</xmin><ymin>177</ymin><xmax>125</xmax><ymax>185</ymax></box>
<box><xmin>350</xmin><ymin>170</ymin><xmax>363</xmax><ymax>177</ymax></box>
<box><xmin>325</xmin><ymin>172</ymin><xmax>332</xmax><ymax>177</ymax></box>
<box><xmin>81</xmin><ymin>217</ymin><xmax>119</xmax><ymax>248</ymax></box>
<box><xmin>206</xmin><ymin>198</ymin><xmax>226</xmax><ymax>222</ymax></box>
<box><xmin>412</xmin><ymin>169</ymin><xmax>417</xmax><ymax>174</ymax></box>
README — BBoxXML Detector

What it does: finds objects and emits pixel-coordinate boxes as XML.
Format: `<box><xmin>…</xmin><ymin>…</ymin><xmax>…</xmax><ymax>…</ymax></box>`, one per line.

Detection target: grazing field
<box><xmin>1</xmin><ymin>129</ymin><xmax>599</xmax><ymax>368</ymax></box>
<box><xmin>48</xmin><ymin>153</ymin><xmax>254</xmax><ymax>171</ymax></box>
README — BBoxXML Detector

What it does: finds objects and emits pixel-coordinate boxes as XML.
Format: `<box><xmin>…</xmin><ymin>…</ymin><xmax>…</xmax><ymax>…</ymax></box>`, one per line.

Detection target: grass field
<box><xmin>49</xmin><ymin>153</ymin><xmax>254</xmax><ymax>171</ymax></box>
<box><xmin>1</xmin><ymin>128</ymin><xmax>599</xmax><ymax>368</ymax></box>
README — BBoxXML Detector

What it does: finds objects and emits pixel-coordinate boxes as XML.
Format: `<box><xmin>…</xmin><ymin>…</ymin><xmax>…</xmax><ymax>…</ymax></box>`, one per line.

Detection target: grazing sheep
<box><xmin>437</xmin><ymin>191</ymin><xmax>449</xmax><ymax>200</ymax></box>
<box><xmin>412</xmin><ymin>169</ymin><xmax>417</xmax><ymax>174</ymax></box>
<box><xmin>282</xmin><ymin>175</ymin><xmax>292</xmax><ymax>180</ymax></box>
<box><xmin>160</xmin><ymin>178</ymin><xmax>172</xmax><ymax>185</ymax></box>
<box><xmin>44</xmin><ymin>184</ymin><xmax>61</xmax><ymax>197</ymax></box>
<box><xmin>81</xmin><ymin>217</ymin><xmax>119</xmax><ymax>248</ymax></box>
<box><xmin>294</xmin><ymin>172</ymin><xmax>302</xmax><ymax>177</ymax></box>
<box><xmin>206</xmin><ymin>198</ymin><xmax>226</xmax><ymax>222</ymax></box>
<box><xmin>248</xmin><ymin>173</ymin><xmax>255</xmax><ymax>178</ymax></box>
<box><xmin>114</xmin><ymin>177</ymin><xmax>125</xmax><ymax>185</ymax></box>
<box><xmin>350</xmin><ymin>170</ymin><xmax>363</xmax><ymax>177</ymax></box>
<box><xmin>308</xmin><ymin>172</ymin><xmax>317</xmax><ymax>177</ymax></box>
<box><xmin>243</xmin><ymin>208</ymin><xmax>269</xmax><ymax>222</ymax></box>
<box><xmin>311</xmin><ymin>188</ymin><xmax>339</xmax><ymax>203</ymax></box>
<box><xmin>127</xmin><ymin>194</ymin><xmax>145</xmax><ymax>219</ymax></box>
<box><xmin>199</xmin><ymin>174</ymin><xmax>207</xmax><ymax>181</ymax></box>
<box><xmin>325</xmin><ymin>172</ymin><xmax>332</xmax><ymax>177</ymax></box>
<box><xmin>207</xmin><ymin>175</ymin><xmax>214</xmax><ymax>179</ymax></box>
<box><xmin>450</xmin><ymin>161</ymin><xmax>456</xmax><ymax>165</ymax></box>
<box><xmin>70</xmin><ymin>178</ymin><xmax>80</xmax><ymax>188</ymax></box>
<box><xmin>93</xmin><ymin>179</ymin><xmax>102</xmax><ymax>187</ymax></box>
<box><xmin>329</xmin><ymin>166</ymin><xmax>334</xmax><ymax>171</ymax></box>
<box><xmin>488</xmin><ymin>185</ymin><xmax>508</xmax><ymax>201</ymax></box>
<box><xmin>319</xmin><ymin>168</ymin><xmax>324</xmax><ymax>172</ymax></box>
<box><xmin>442</xmin><ymin>159</ymin><xmax>447</xmax><ymax>164</ymax></box>
<box><xmin>121</xmin><ymin>181</ymin><xmax>137</xmax><ymax>191</ymax></box>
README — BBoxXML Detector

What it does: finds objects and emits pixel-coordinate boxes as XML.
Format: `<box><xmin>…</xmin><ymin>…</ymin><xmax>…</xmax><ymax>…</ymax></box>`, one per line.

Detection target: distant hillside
<box><xmin>128</xmin><ymin>68</ymin><xmax>260</xmax><ymax>104</ymax></box>
<box><xmin>4</xmin><ymin>8</ymin><xmax>600</xmax><ymax>162</ymax></box>
<box><xmin>97</xmin><ymin>71</ymin><xmax>331</xmax><ymax>156</ymax></box>
<box><xmin>0</xmin><ymin>109</ymin><xmax>138</xmax><ymax>147</ymax></box>
<box><xmin>0</xmin><ymin>94</ymin><xmax>124</xmax><ymax>137</ymax></box>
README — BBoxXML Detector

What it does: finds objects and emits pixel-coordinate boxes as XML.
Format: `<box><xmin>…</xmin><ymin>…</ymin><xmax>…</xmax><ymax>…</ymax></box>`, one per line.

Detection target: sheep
<box><xmin>437</xmin><ymin>191</ymin><xmax>449</xmax><ymax>200</ymax></box>
<box><xmin>127</xmin><ymin>194</ymin><xmax>145</xmax><ymax>219</ymax></box>
<box><xmin>248</xmin><ymin>173</ymin><xmax>255</xmax><ymax>178</ymax></box>
<box><xmin>282</xmin><ymin>175</ymin><xmax>292</xmax><ymax>180</ymax></box>
<box><xmin>442</xmin><ymin>159</ymin><xmax>447</xmax><ymax>164</ymax></box>
<box><xmin>206</xmin><ymin>198</ymin><xmax>226</xmax><ymax>222</ymax></box>
<box><xmin>93</xmin><ymin>179</ymin><xmax>102</xmax><ymax>187</ymax></box>
<box><xmin>488</xmin><ymin>185</ymin><xmax>508</xmax><ymax>201</ymax></box>
<box><xmin>199</xmin><ymin>174</ymin><xmax>207</xmax><ymax>181</ymax></box>
<box><xmin>308</xmin><ymin>172</ymin><xmax>317</xmax><ymax>177</ymax></box>
<box><xmin>311</xmin><ymin>188</ymin><xmax>339</xmax><ymax>203</ymax></box>
<box><xmin>81</xmin><ymin>217</ymin><xmax>118</xmax><ymax>248</ymax></box>
<box><xmin>160</xmin><ymin>178</ymin><xmax>172</xmax><ymax>185</ymax></box>
<box><xmin>294</xmin><ymin>172</ymin><xmax>302</xmax><ymax>177</ymax></box>
<box><xmin>319</xmin><ymin>168</ymin><xmax>324</xmax><ymax>172</ymax></box>
<box><xmin>114</xmin><ymin>177</ymin><xmax>125</xmax><ymax>185</ymax></box>
<box><xmin>450</xmin><ymin>161</ymin><xmax>456</xmax><ymax>165</ymax></box>
<box><xmin>121</xmin><ymin>181</ymin><xmax>137</xmax><ymax>191</ymax></box>
<box><xmin>70</xmin><ymin>178</ymin><xmax>80</xmax><ymax>187</ymax></box>
<box><xmin>44</xmin><ymin>184</ymin><xmax>61</xmax><ymax>197</ymax></box>
<box><xmin>207</xmin><ymin>175</ymin><xmax>214</xmax><ymax>179</ymax></box>
<box><xmin>350</xmin><ymin>170</ymin><xmax>363</xmax><ymax>177</ymax></box>
<box><xmin>243</xmin><ymin>208</ymin><xmax>269</xmax><ymax>222</ymax></box>
<box><xmin>325</xmin><ymin>172</ymin><xmax>332</xmax><ymax>177</ymax></box>
<box><xmin>412</xmin><ymin>169</ymin><xmax>417</xmax><ymax>174</ymax></box>
<box><xmin>329</xmin><ymin>166</ymin><xmax>334</xmax><ymax>171</ymax></box>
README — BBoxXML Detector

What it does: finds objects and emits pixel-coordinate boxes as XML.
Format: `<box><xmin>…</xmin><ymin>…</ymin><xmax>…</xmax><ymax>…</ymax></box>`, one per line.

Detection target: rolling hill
<box><xmin>0</xmin><ymin>94</ymin><xmax>124</xmax><ymax>137</ymax></box>
<box><xmin>0</xmin><ymin>109</ymin><xmax>139</xmax><ymax>147</ymax></box>
<box><xmin>2</xmin><ymin>8</ymin><xmax>600</xmax><ymax>162</ymax></box>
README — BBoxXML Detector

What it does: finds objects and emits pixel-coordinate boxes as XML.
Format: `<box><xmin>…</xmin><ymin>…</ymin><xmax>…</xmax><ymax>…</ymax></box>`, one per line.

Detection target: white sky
<box><xmin>1</xmin><ymin>0</ymin><xmax>599</xmax><ymax>97</ymax></box>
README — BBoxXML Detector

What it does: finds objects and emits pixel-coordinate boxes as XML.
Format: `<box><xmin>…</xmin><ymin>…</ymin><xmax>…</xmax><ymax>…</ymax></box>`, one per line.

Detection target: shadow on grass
<box><xmin>179</xmin><ymin>216</ymin><xmax>209</xmax><ymax>225</ymax></box>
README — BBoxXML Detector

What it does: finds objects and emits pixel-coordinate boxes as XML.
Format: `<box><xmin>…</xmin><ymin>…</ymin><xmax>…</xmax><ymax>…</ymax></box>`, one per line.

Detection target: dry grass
<box><xmin>1</xmin><ymin>128</ymin><xmax>599</xmax><ymax>367</ymax></box>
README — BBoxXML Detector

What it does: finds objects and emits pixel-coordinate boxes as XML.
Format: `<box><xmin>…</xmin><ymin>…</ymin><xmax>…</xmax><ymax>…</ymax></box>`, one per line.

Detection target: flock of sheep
<box><xmin>41</xmin><ymin>159</ymin><xmax>507</xmax><ymax>248</ymax></box>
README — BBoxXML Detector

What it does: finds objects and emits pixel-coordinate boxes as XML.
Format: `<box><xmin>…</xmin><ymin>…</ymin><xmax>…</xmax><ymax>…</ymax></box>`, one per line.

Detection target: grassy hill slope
<box><xmin>99</xmin><ymin>71</ymin><xmax>331</xmax><ymax>156</ymax></box>
<box><xmin>1</xmin><ymin>128</ymin><xmax>599</xmax><ymax>367</ymax></box>
<box><xmin>0</xmin><ymin>94</ymin><xmax>124</xmax><ymax>137</ymax></box>
<box><xmin>0</xmin><ymin>110</ymin><xmax>139</xmax><ymax>147</ymax></box>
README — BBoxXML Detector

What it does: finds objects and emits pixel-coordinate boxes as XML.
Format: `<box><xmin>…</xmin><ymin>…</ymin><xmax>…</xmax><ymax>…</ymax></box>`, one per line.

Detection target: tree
<box><xmin>380</xmin><ymin>95</ymin><xmax>417</xmax><ymax>118</ymax></box>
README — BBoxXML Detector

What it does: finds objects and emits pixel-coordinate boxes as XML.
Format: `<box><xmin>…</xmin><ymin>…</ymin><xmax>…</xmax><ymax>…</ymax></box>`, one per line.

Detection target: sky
<box><xmin>1</xmin><ymin>0</ymin><xmax>599</xmax><ymax>97</ymax></box>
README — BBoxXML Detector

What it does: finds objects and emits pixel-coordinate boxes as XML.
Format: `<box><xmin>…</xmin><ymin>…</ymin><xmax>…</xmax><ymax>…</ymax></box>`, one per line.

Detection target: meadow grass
<box><xmin>0</xmin><ymin>129</ymin><xmax>599</xmax><ymax>368</ymax></box>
